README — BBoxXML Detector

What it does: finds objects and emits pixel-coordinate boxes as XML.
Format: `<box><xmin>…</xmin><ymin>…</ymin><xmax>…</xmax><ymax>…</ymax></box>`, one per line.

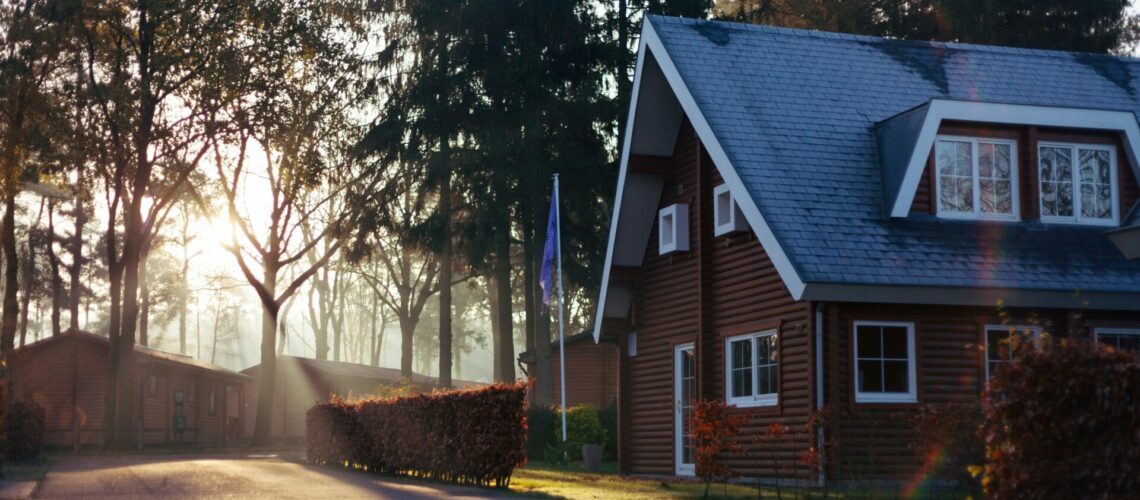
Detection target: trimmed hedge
<box><xmin>307</xmin><ymin>382</ymin><xmax>528</xmax><ymax>488</ymax></box>
<box><xmin>3</xmin><ymin>400</ymin><xmax>45</xmax><ymax>462</ymax></box>
<box><xmin>979</xmin><ymin>341</ymin><xmax>1140</xmax><ymax>498</ymax></box>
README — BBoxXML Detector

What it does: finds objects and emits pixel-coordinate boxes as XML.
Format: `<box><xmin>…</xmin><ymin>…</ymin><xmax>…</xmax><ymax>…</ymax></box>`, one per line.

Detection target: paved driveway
<box><xmin>36</xmin><ymin>452</ymin><xmax>508</xmax><ymax>499</ymax></box>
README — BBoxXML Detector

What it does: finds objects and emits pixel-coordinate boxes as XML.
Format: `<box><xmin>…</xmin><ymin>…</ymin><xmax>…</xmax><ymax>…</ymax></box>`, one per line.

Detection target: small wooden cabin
<box><xmin>594</xmin><ymin>16</ymin><xmax>1140</xmax><ymax>483</ymax></box>
<box><xmin>241</xmin><ymin>356</ymin><xmax>482</xmax><ymax>442</ymax></box>
<box><xmin>519</xmin><ymin>331</ymin><xmax>618</xmax><ymax>409</ymax></box>
<box><xmin>9</xmin><ymin>330</ymin><xmax>250</xmax><ymax>449</ymax></box>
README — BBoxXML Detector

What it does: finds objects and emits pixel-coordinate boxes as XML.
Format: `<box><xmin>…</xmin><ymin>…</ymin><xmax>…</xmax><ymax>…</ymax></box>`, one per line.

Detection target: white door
<box><xmin>674</xmin><ymin>342</ymin><xmax>696</xmax><ymax>476</ymax></box>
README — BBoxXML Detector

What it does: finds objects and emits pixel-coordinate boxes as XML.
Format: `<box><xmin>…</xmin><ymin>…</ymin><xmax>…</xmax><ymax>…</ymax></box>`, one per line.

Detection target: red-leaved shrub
<box><xmin>306</xmin><ymin>382</ymin><xmax>528</xmax><ymax>488</ymax></box>
<box><xmin>691</xmin><ymin>399</ymin><xmax>745</xmax><ymax>498</ymax></box>
<box><xmin>979</xmin><ymin>341</ymin><xmax>1140</xmax><ymax>498</ymax></box>
<box><xmin>3</xmin><ymin>399</ymin><xmax>45</xmax><ymax>462</ymax></box>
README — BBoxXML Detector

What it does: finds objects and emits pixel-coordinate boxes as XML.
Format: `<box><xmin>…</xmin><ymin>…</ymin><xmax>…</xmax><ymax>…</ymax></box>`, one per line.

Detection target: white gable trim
<box><xmin>891</xmin><ymin>99</ymin><xmax>1140</xmax><ymax>217</ymax></box>
<box><xmin>592</xmin><ymin>19</ymin><xmax>807</xmax><ymax>343</ymax></box>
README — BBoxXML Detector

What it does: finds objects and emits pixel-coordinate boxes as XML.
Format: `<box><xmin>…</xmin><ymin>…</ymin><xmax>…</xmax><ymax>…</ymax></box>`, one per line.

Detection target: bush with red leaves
<box><xmin>306</xmin><ymin>382</ymin><xmax>528</xmax><ymax>488</ymax></box>
<box><xmin>3</xmin><ymin>399</ymin><xmax>44</xmax><ymax>462</ymax></box>
<box><xmin>979</xmin><ymin>341</ymin><xmax>1140</xmax><ymax>498</ymax></box>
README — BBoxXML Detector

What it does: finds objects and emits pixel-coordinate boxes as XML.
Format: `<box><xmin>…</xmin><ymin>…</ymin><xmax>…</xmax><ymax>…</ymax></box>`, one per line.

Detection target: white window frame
<box><xmin>933</xmin><ymin>135</ymin><xmax>1021</xmax><ymax>221</ymax></box>
<box><xmin>853</xmin><ymin>321</ymin><xmax>918</xmax><ymax>404</ymax></box>
<box><xmin>1094</xmin><ymin>327</ymin><xmax>1140</xmax><ymax>350</ymax></box>
<box><xmin>712</xmin><ymin>184</ymin><xmax>747</xmax><ymax>236</ymax></box>
<box><xmin>724</xmin><ymin>330</ymin><xmax>779</xmax><ymax>408</ymax></box>
<box><xmin>1037</xmin><ymin>142</ymin><xmax>1120</xmax><ymax>226</ymax></box>
<box><xmin>983</xmin><ymin>324</ymin><xmax>1043</xmax><ymax>381</ymax></box>
<box><xmin>658</xmin><ymin>203</ymin><xmax>690</xmax><ymax>254</ymax></box>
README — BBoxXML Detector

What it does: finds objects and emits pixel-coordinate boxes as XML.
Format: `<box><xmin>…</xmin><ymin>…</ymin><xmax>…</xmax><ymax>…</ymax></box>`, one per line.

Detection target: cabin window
<box><xmin>187</xmin><ymin>380</ymin><xmax>196</xmax><ymax>403</ymax></box>
<box><xmin>713</xmin><ymin>184</ymin><xmax>747</xmax><ymax>236</ymax></box>
<box><xmin>146</xmin><ymin>375</ymin><xmax>157</xmax><ymax>397</ymax></box>
<box><xmin>1095</xmin><ymin>328</ymin><xmax>1140</xmax><ymax>352</ymax></box>
<box><xmin>724</xmin><ymin>331</ymin><xmax>778</xmax><ymax>408</ymax></box>
<box><xmin>853</xmin><ymin>321</ymin><xmax>917</xmax><ymax>403</ymax></box>
<box><xmin>658</xmin><ymin>203</ymin><xmax>690</xmax><ymax>254</ymax></box>
<box><xmin>984</xmin><ymin>325</ymin><xmax>1043</xmax><ymax>381</ymax></box>
<box><xmin>1038</xmin><ymin>142</ymin><xmax>1118</xmax><ymax>225</ymax></box>
<box><xmin>934</xmin><ymin>136</ymin><xmax>1019</xmax><ymax>220</ymax></box>
<box><xmin>209</xmin><ymin>389</ymin><xmax>217</xmax><ymax>415</ymax></box>
<box><xmin>627</xmin><ymin>331</ymin><xmax>638</xmax><ymax>357</ymax></box>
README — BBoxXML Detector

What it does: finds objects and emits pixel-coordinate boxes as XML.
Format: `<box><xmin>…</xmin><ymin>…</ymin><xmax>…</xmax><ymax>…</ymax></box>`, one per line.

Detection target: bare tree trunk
<box><xmin>369</xmin><ymin>295</ymin><xmax>380</xmax><ymax>366</ymax></box>
<box><xmin>178</xmin><ymin>218</ymin><xmax>189</xmax><ymax>354</ymax></box>
<box><xmin>69</xmin><ymin>193</ymin><xmax>84</xmax><ymax>331</ymax></box>
<box><xmin>251</xmin><ymin>261</ymin><xmax>279</xmax><ymax>446</ymax></box>
<box><xmin>2</xmin><ymin>192</ymin><xmax>20</xmax><ymax>353</ymax></box>
<box><xmin>48</xmin><ymin>200</ymin><xmax>62</xmax><ymax>337</ymax></box>
<box><xmin>438</xmin><ymin>143</ymin><xmax>453</xmax><ymax>388</ymax></box>
<box><xmin>18</xmin><ymin>200</ymin><xmax>43</xmax><ymax>348</ymax></box>
<box><xmin>332</xmin><ymin>270</ymin><xmax>343</xmax><ymax>362</ymax></box>
<box><xmin>138</xmin><ymin>249</ymin><xmax>150</xmax><ymax>347</ymax></box>
<box><xmin>399</xmin><ymin>315</ymin><xmax>415</xmax><ymax>378</ymax></box>
<box><xmin>532</xmin><ymin>187</ymin><xmax>553</xmax><ymax>405</ymax></box>
<box><xmin>493</xmin><ymin>217</ymin><xmax>515</xmax><ymax>382</ymax></box>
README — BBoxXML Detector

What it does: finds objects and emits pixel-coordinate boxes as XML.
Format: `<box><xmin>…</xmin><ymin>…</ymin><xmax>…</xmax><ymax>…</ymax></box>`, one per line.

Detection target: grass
<box><xmin>512</xmin><ymin>462</ymin><xmax>781</xmax><ymax>499</ymax></box>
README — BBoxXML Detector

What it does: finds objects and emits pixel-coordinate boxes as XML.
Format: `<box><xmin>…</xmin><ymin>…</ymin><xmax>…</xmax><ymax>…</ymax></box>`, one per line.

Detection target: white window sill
<box><xmin>855</xmin><ymin>392</ymin><xmax>917</xmax><ymax>404</ymax></box>
<box><xmin>727</xmin><ymin>396</ymin><xmax>778</xmax><ymax>408</ymax></box>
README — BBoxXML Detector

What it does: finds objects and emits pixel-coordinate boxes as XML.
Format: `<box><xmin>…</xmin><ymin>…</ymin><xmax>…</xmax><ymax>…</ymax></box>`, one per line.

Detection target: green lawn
<box><xmin>512</xmin><ymin>462</ymin><xmax>788</xmax><ymax>499</ymax></box>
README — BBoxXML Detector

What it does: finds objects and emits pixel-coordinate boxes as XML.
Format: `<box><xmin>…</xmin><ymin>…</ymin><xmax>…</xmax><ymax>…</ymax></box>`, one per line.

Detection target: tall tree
<box><xmin>210</xmin><ymin>0</ymin><xmax>371</xmax><ymax>446</ymax></box>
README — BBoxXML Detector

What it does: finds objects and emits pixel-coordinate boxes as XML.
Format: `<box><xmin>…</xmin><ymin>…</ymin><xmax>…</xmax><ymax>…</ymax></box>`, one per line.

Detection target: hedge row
<box><xmin>4</xmin><ymin>400</ymin><xmax>45</xmax><ymax>461</ymax></box>
<box><xmin>980</xmin><ymin>341</ymin><xmax>1140</xmax><ymax>498</ymax></box>
<box><xmin>306</xmin><ymin>382</ymin><xmax>528</xmax><ymax>488</ymax></box>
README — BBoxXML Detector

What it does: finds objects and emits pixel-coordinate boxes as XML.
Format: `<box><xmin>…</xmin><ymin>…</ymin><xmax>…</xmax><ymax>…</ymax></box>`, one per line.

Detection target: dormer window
<box><xmin>1038</xmin><ymin>142</ymin><xmax>1118</xmax><ymax>226</ymax></box>
<box><xmin>935</xmin><ymin>136</ymin><xmax>1019</xmax><ymax>220</ymax></box>
<box><xmin>713</xmin><ymin>184</ymin><xmax>747</xmax><ymax>236</ymax></box>
<box><xmin>658</xmin><ymin>203</ymin><xmax>689</xmax><ymax>254</ymax></box>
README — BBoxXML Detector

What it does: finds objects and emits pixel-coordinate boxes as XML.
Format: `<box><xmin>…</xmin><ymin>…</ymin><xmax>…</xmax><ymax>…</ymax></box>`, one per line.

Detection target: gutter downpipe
<box><xmin>815</xmin><ymin>302</ymin><xmax>826</xmax><ymax>488</ymax></box>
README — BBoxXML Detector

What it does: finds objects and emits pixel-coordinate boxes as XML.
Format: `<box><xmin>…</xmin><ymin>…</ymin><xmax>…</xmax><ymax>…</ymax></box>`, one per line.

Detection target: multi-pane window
<box><xmin>1095</xmin><ymin>328</ymin><xmax>1140</xmax><ymax>353</ymax></box>
<box><xmin>1039</xmin><ymin>143</ymin><xmax>1118</xmax><ymax>225</ymax></box>
<box><xmin>725</xmin><ymin>331</ymin><xmax>778</xmax><ymax>407</ymax></box>
<box><xmin>984</xmin><ymin>325</ymin><xmax>1042</xmax><ymax>381</ymax></box>
<box><xmin>853</xmin><ymin>322</ymin><xmax>917</xmax><ymax>403</ymax></box>
<box><xmin>935</xmin><ymin>136</ymin><xmax>1018</xmax><ymax>220</ymax></box>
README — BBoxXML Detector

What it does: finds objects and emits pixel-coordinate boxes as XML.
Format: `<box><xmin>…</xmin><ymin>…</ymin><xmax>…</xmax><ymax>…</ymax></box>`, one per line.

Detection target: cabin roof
<box><xmin>595</xmin><ymin>16</ymin><xmax>1140</xmax><ymax>340</ymax></box>
<box><xmin>20</xmin><ymin>330</ymin><xmax>252</xmax><ymax>381</ymax></box>
<box><xmin>241</xmin><ymin>356</ymin><xmax>485</xmax><ymax>388</ymax></box>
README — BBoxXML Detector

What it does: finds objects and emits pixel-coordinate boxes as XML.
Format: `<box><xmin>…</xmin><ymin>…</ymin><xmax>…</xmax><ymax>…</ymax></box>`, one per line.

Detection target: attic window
<box><xmin>658</xmin><ymin>203</ymin><xmax>689</xmax><ymax>254</ymax></box>
<box><xmin>713</xmin><ymin>184</ymin><xmax>747</xmax><ymax>236</ymax></box>
<box><xmin>934</xmin><ymin>136</ymin><xmax>1019</xmax><ymax>220</ymax></box>
<box><xmin>1038</xmin><ymin>142</ymin><xmax>1119</xmax><ymax>226</ymax></box>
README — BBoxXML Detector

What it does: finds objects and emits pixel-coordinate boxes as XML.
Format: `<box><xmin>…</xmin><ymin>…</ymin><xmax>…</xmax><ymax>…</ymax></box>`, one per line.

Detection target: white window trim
<box><xmin>1094</xmin><ymin>327</ymin><xmax>1140</xmax><ymax>348</ymax></box>
<box><xmin>713</xmin><ymin>183</ymin><xmax>747</xmax><ymax>236</ymax></box>
<box><xmin>724</xmin><ymin>330</ymin><xmax>779</xmax><ymax>408</ymax></box>
<box><xmin>1037</xmin><ymin>142</ymin><xmax>1120</xmax><ymax>226</ymax></box>
<box><xmin>933</xmin><ymin>135</ymin><xmax>1021</xmax><ymax>221</ymax></box>
<box><xmin>852</xmin><ymin>321</ymin><xmax>918</xmax><ymax>404</ymax></box>
<box><xmin>658</xmin><ymin>203</ymin><xmax>689</xmax><ymax>254</ymax></box>
<box><xmin>983</xmin><ymin>324</ymin><xmax>1043</xmax><ymax>381</ymax></box>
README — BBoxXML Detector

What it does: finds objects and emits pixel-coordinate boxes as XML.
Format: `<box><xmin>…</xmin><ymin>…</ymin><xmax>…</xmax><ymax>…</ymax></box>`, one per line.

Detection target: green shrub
<box><xmin>526</xmin><ymin>405</ymin><xmax>558</xmax><ymax>461</ymax></box>
<box><xmin>554</xmin><ymin>404</ymin><xmax>607</xmax><ymax>461</ymax></box>
<box><xmin>979</xmin><ymin>341</ymin><xmax>1140</xmax><ymax>498</ymax></box>
<box><xmin>597</xmin><ymin>403</ymin><xmax>617</xmax><ymax>461</ymax></box>
<box><xmin>4</xmin><ymin>400</ymin><xmax>45</xmax><ymax>462</ymax></box>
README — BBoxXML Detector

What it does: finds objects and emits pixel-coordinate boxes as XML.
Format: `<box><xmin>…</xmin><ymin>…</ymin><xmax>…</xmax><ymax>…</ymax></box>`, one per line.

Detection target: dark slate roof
<box><xmin>649</xmin><ymin>15</ymin><xmax>1140</xmax><ymax>292</ymax></box>
<box><xmin>243</xmin><ymin>356</ymin><xmax>485</xmax><ymax>388</ymax></box>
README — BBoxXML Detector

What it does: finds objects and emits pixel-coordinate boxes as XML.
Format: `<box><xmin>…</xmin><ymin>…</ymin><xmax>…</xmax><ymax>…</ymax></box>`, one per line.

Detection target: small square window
<box><xmin>658</xmin><ymin>204</ymin><xmax>689</xmax><ymax>254</ymax></box>
<box><xmin>724</xmin><ymin>330</ymin><xmax>778</xmax><ymax>408</ymax></box>
<box><xmin>1095</xmin><ymin>328</ymin><xmax>1140</xmax><ymax>353</ymax></box>
<box><xmin>713</xmin><ymin>184</ymin><xmax>748</xmax><ymax>236</ymax></box>
<box><xmin>627</xmin><ymin>331</ymin><xmax>638</xmax><ymax>357</ymax></box>
<box><xmin>984</xmin><ymin>325</ymin><xmax>1042</xmax><ymax>381</ymax></box>
<box><xmin>147</xmin><ymin>375</ymin><xmax>157</xmax><ymax>397</ymax></box>
<box><xmin>853</xmin><ymin>321</ymin><xmax>917</xmax><ymax>404</ymax></box>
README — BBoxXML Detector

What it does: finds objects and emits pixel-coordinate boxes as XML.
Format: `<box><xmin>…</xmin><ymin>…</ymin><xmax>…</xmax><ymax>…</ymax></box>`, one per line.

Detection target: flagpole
<box><xmin>554</xmin><ymin>173</ymin><xmax>568</xmax><ymax>446</ymax></box>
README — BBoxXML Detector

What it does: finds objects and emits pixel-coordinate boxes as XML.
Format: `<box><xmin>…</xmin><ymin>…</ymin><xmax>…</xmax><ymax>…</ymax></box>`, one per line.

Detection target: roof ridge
<box><xmin>646</xmin><ymin>14</ymin><xmax>1140</xmax><ymax>64</ymax></box>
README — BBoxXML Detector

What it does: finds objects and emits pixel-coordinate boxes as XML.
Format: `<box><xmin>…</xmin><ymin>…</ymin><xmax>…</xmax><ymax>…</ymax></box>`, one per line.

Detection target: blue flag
<box><xmin>539</xmin><ymin>189</ymin><xmax>558</xmax><ymax>308</ymax></box>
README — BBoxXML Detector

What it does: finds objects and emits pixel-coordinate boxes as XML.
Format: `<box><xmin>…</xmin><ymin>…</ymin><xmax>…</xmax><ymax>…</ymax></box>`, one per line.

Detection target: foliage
<box><xmin>370</xmin><ymin>378</ymin><xmax>424</xmax><ymax>400</ymax></box>
<box><xmin>3</xmin><ymin>399</ymin><xmax>45</xmax><ymax>462</ymax></box>
<box><xmin>306</xmin><ymin>382</ymin><xmax>528</xmax><ymax>488</ymax></box>
<box><xmin>597</xmin><ymin>403</ymin><xmax>618</xmax><ymax>461</ymax></box>
<box><xmin>977</xmin><ymin>341</ymin><xmax>1140</xmax><ymax>498</ymax></box>
<box><xmin>799</xmin><ymin>406</ymin><xmax>834</xmax><ymax>488</ymax></box>
<box><xmin>903</xmin><ymin>404</ymin><xmax>983</xmax><ymax>492</ymax></box>
<box><xmin>554</xmin><ymin>404</ymin><xmax>608</xmax><ymax>461</ymax></box>
<box><xmin>527</xmin><ymin>405</ymin><xmax>558</xmax><ymax>462</ymax></box>
<box><xmin>690</xmin><ymin>399</ymin><xmax>745</xmax><ymax>497</ymax></box>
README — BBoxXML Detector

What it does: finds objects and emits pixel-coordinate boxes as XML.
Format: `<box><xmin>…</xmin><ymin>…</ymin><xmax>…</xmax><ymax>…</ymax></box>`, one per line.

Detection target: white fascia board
<box><xmin>891</xmin><ymin>99</ymin><xmax>1140</xmax><ymax>217</ymax></box>
<box><xmin>640</xmin><ymin>18</ymin><xmax>806</xmax><ymax>299</ymax></box>
<box><xmin>592</xmin><ymin>31</ymin><xmax>652</xmax><ymax>344</ymax></box>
